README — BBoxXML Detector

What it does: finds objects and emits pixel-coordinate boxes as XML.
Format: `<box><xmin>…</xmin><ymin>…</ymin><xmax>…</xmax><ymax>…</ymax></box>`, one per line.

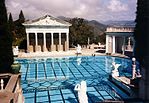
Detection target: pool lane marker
<box><xmin>57</xmin><ymin>61</ymin><xmax>66</xmax><ymax>78</ymax></box>
<box><xmin>50</xmin><ymin>61</ymin><xmax>57</xmax><ymax>80</ymax></box>
<box><xmin>43</xmin><ymin>62</ymin><xmax>47</xmax><ymax>79</ymax></box>
<box><xmin>25</xmin><ymin>63</ymin><xmax>29</xmax><ymax>80</ymax></box>
<box><xmin>71</xmin><ymin>62</ymin><xmax>84</xmax><ymax>77</ymax></box>
<box><xmin>35</xmin><ymin>63</ymin><xmax>38</xmax><ymax>80</ymax></box>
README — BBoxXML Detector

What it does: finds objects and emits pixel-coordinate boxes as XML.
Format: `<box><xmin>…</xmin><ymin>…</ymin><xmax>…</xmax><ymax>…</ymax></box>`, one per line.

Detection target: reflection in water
<box><xmin>77</xmin><ymin>58</ymin><xmax>82</xmax><ymax>65</ymax></box>
<box><xmin>105</xmin><ymin>56</ymin><xmax>113</xmax><ymax>73</ymax></box>
<box><xmin>18</xmin><ymin>56</ymin><xmax>134</xmax><ymax>80</ymax></box>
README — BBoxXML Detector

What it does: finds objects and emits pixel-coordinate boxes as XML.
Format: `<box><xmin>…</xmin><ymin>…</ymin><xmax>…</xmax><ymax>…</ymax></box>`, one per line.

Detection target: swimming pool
<box><xmin>16</xmin><ymin>56</ymin><xmax>134</xmax><ymax>103</ymax></box>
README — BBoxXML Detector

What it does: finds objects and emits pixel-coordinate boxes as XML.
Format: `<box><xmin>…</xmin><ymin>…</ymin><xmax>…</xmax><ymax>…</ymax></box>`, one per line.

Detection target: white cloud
<box><xmin>108</xmin><ymin>0</ymin><xmax>128</xmax><ymax>12</ymax></box>
<box><xmin>5</xmin><ymin>0</ymin><xmax>137</xmax><ymax>21</ymax></box>
<box><xmin>73</xmin><ymin>4</ymin><xmax>87</xmax><ymax>16</ymax></box>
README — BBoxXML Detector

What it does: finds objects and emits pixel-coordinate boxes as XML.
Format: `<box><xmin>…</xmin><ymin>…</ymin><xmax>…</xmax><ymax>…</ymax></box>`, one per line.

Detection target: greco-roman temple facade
<box><xmin>105</xmin><ymin>26</ymin><xmax>134</xmax><ymax>55</ymax></box>
<box><xmin>23</xmin><ymin>15</ymin><xmax>71</xmax><ymax>52</ymax></box>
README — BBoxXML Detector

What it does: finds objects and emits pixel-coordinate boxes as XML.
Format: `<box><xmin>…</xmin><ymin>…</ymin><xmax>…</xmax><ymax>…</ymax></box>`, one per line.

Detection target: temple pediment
<box><xmin>23</xmin><ymin>15</ymin><xmax>71</xmax><ymax>26</ymax></box>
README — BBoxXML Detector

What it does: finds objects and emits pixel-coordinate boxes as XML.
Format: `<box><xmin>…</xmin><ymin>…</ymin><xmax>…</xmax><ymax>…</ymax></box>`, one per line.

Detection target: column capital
<box><xmin>43</xmin><ymin>32</ymin><xmax>46</xmax><ymax>36</ymax></box>
<box><xmin>35</xmin><ymin>32</ymin><xmax>37</xmax><ymax>35</ymax></box>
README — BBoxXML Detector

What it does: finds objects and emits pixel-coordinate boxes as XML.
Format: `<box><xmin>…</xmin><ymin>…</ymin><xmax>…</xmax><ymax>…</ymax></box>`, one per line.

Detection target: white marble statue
<box><xmin>74</xmin><ymin>80</ymin><xmax>88</xmax><ymax>103</ymax></box>
<box><xmin>76</xmin><ymin>44</ymin><xmax>82</xmax><ymax>54</ymax></box>
<box><xmin>13</xmin><ymin>46</ymin><xmax>19</xmax><ymax>56</ymax></box>
<box><xmin>111</xmin><ymin>62</ymin><xmax>121</xmax><ymax>77</ymax></box>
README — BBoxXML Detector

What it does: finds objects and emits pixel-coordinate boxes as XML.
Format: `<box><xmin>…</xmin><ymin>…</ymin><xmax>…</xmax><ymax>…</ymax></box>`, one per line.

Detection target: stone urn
<box><xmin>11</xmin><ymin>63</ymin><xmax>21</xmax><ymax>74</ymax></box>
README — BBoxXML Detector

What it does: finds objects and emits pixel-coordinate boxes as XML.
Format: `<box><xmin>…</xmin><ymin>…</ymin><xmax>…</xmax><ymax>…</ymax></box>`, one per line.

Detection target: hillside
<box><xmin>58</xmin><ymin>16</ymin><xmax>107</xmax><ymax>36</ymax></box>
<box><xmin>103</xmin><ymin>20</ymin><xmax>135</xmax><ymax>27</ymax></box>
<box><xmin>88</xmin><ymin>20</ymin><xmax>107</xmax><ymax>35</ymax></box>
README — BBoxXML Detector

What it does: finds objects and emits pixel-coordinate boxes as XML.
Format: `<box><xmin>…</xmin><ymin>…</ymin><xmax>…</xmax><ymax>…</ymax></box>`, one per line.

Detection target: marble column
<box><xmin>127</xmin><ymin>37</ymin><xmax>131</xmax><ymax>51</ymax></box>
<box><xmin>122</xmin><ymin>37</ymin><xmax>126</xmax><ymax>55</ymax></box>
<box><xmin>112</xmin><ymin>36</ymin><xmax>115</xmax><ymax>54</ymax></box>
<box><xmin>106</xmin><ymin>35</ymin><xmax>109</xmax><ymax>53</ymax></box>
<box><xmin>66</xmin><ymin>32</ymin><xmax>69</xmax><ymax>51</ymax></box>
<box><xmin>26</xmin><ymin>33</ymin><xmax>29</xmax><ymax>52</ymax></box>
<box><xmin>43</xmin><ymin>32</ymin><xmax>47</xmax><ymax>52</ymax></box>
<box><xmin>35</xmin><ymin>32</ymin><xmax>38</xmax><ymax>52</ymax></box>
<box><xmin>51</xmin><ymin>32</ymin><xmax>54</xmax><ymax>51</ymax></box>
<box><xmin>51</xmin><ymin>32</ymin><xmax>54</xmax><ymax>45</ymax></box>
<box><xmin>59</xmin><ymin>33</ymin><xmax>62</xmax><ymax>51</ymax></box>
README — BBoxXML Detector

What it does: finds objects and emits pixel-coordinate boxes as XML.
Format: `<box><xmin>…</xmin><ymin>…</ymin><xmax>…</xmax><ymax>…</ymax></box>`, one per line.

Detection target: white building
<box><xmin>23</xmin><ymin>15</ymin><xmax>71</xmax><ymax>52</ymax></box>
<box><xmin>105</xmin><ymin>26</ymin><xmax>134</xmax><ymax>55</ymax></box>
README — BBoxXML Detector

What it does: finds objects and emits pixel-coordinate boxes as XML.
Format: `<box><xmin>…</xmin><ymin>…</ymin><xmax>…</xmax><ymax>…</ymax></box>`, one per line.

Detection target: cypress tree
<box><xmin>8</xmin><ymin>13</ymin><xmax>16</xmax><ymax>46</ymax></box>
<box><xmin>0</xmin><ymin>0</ymin><xmax>13</xmax><ymax>73</ymax></box>
<box><xmin>19</xmin><ymin>10</ymin><xmax>25</xmax><ymax>23</ymax></box>
<box><xmin>8</xmin><ymin>13</ymin><xmax>13</xmax><ymax>23</ymax></box>
<box><xmin>134</xmin><ymin>0</ymin><xmax>149</xmax><ymax>100</ymax></box>
<box><xmin>8</xmin><ymin>13</ymin><xmax>15</xmax><ymax>31</ymax></box>
<box><xmin>134</xmin><ymin>0</ymin><xmax>149</xmax><ymax>66</ymax></box>
<box><xmin>14</xmin><ymin>10</ymin><xmax>26</xmax><ymax>47</ymax></box>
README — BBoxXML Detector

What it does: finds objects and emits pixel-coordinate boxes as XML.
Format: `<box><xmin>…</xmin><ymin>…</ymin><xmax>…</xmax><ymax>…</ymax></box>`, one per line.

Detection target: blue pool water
<box><xmin>16</xmin><ymin>56</ymin><xmax>135</xmax><ymax>103</ymax></box>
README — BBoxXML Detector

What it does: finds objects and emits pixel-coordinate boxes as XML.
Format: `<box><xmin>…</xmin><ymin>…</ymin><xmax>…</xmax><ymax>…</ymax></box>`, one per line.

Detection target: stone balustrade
<box><xmin>106</xmin><ymin>27</ymin><xmax>134</xmax><ymax>32</ymax></box>
<box><xmin>0</xmin><ymin>74</ymin><xmax>24</xmax><ymax>103</ymax></box>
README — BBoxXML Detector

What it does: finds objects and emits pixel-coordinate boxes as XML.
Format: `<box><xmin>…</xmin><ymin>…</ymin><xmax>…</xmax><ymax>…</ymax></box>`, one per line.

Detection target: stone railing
<box><xmin>0</xmin><ymin>73</ymin><xmax>24</xmax><ymax>103</ymax></box>
<box><xmin>106</xmin><ymin>27</ymin><xmax>134</xmax><ymax>32</ymax></box>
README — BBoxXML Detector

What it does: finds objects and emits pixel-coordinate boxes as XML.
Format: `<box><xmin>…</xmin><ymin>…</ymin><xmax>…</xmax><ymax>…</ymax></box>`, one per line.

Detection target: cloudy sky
<box><xmin>6</xmin><ymin>0</ymin><xmax>137</xmax><ymax>22</ymax></box>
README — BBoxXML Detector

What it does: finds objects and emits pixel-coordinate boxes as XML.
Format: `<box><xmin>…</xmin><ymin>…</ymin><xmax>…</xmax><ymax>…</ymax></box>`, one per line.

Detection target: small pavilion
<box><xmin>105</xmin><ymin>26</ymin><xmax>134</xmax><ymax>55</ymax></box>
<box><xmin>23</xmin><ymin>15</ymin><xmax>71</xmax><ymax>52</ymax></box>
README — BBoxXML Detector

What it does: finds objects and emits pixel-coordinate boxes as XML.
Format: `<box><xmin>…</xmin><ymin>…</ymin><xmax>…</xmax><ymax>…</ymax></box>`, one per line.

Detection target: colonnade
<box><xmin>106</xmin><ymin>35</ymin><xmax>116</xmax><ymax>54</ymax></box>
<box><xmin>106</xmin><ymin>26</ymin><xmax>134</xmax><ymax>55</ymax></box>
<box><xmin>26</xmin><ymin>32</ymin><xmax>69</xmax><ymax>52</ymax></box>
<box><xmin>106</xmin><ymin>35</ymin><xmax>133</xmax><ymax>55</ymax></box>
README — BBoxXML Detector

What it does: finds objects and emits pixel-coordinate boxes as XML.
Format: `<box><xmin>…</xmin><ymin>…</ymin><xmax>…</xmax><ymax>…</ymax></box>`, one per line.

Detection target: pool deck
<box><xmin>18</xmin><ymin>48</ymin><xmax>129</xmax><ymax>58</ymax></box>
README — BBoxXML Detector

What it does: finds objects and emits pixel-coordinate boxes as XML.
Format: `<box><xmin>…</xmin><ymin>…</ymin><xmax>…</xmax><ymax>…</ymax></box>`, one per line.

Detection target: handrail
<box><xmin>5</xmin><ymin>75</ymin><xmax>19</xmax><ymax>92</ymax></box>
<box><xmin>0</xmin><ymin>73</ymin><xmax>24</xmax><ymax>103</ymax></box>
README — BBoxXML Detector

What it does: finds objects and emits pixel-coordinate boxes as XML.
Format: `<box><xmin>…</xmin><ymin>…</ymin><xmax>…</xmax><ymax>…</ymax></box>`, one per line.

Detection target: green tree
<box><xmin>98</xmin><ymin>33</ymin><xmax>106</xmax><ymax>44</ymax></box>
<box><xmin>0</xmin><ymin>0</ymin><xmax>13</xmax><ymax>73</ymax></box>
<box><xmin>69</xmin><ymin>18</ymin><xmax>94</xmax><ymax>46</ymax></box>
<box><xmin>8</xmin><ymin>13</ymin><xmax>15</xmax><ymax>30</ymax></box>
<box><xmin>8</xmin><ymin>13</ymin><xmax>13</xmax><ymax>23</ymax></box>
<box><xmin>13</xmin><ymin>10</ymin><xmax>26</xmax><ymax>49</ymax></box>
<box><xmin>8</xmin><ymin>13</ymin><xmax>16</xmax><ymax>39</ymax></box>
<box><xmin>19</xmin><ymin>10</ymin><xmax>25</xmax><ymax>23</ymax></box>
